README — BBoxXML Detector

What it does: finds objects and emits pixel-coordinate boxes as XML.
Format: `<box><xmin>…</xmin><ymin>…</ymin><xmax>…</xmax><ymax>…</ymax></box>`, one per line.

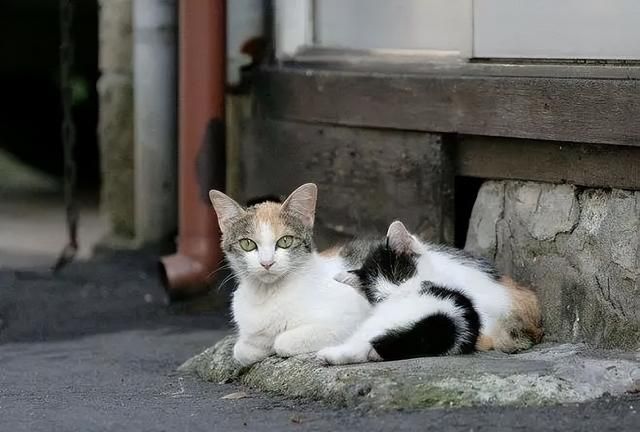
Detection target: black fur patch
<box><xmin>339</xmin><ymin>237</ymin><xmax>384</xmax><ymax>268</ymax></box>
<box><xmin>430</xmin><ymin>244</ymin><xmax>501</xmax><ymax>281</ymax></box>
<box><xmin>246</xmin><ymin>194</ymin><xmax>282</xmax><ymax>206</ymax></box>
<box><xmin>419</xmin><ymin>282</ymin><xmax>481</xmax><ymax>354</ymax></box>
<box><xmin>351</xmin><ymin>242</ymin><xmax>418</xmax><ymax>304</ymax></box>
<box><xmin>371</xmin><ymin>313</ymin><xmax>458</xmax><ymax>360</ymax></box>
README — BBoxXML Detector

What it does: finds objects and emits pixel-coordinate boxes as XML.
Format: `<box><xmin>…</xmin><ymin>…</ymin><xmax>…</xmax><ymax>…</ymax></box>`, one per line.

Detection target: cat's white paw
<box><xmin>274</xmin><ymin>325</ymin><xmax>338</xmax><ymax>357</ymax></box>
<box><xmin>317</xmin><ymin>344</ymin><xmax>371</xmax><ymax>365</ymax></box>
<box><xmin>273</xmin><ymin>332</ymin><xmax>310</xmax><ymax>358</ymax></box>
<box><xmin>233</xmin><ymin>340</ymin><xmax>270</xmax><ymax>366</ymax></box>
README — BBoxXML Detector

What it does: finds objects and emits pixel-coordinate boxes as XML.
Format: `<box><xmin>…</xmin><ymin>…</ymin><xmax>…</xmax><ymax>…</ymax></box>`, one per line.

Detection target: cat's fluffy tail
<box><xmin>371</xmin><ymin>283</ymin><xmax>481</xmax><ymax>360</ymax></box>
<box><xmin>477</xmin><ymin>276</ymin><xmax>544</xmax><ymax>353</ymax></box>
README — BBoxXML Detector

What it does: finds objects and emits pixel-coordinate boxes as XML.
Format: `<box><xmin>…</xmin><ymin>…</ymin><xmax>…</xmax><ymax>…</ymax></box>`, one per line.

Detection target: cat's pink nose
<box><xmin>260</xmin><ymin>260</ymin><xmax>274</xmax><ymax>270</ymax></box>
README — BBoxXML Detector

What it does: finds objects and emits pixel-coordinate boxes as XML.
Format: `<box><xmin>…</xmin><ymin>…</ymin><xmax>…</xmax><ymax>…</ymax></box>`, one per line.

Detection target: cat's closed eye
<box><xmin>239</xmin><ymin>238</ymin><xmax>257</xmax><ymax>251</ymax></box>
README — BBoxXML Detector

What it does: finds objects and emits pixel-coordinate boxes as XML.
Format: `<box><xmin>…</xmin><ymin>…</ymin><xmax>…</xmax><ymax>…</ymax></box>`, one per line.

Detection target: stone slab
<box><xmin>180</xmin><ymin>335</ymin><xmax>640</xmax><ymax>410</ymax></box>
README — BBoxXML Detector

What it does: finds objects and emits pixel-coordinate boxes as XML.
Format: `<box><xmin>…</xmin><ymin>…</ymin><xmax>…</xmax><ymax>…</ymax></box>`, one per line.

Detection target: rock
<box><xmin>465</xmin><ymin>181</ymin><xmax>504</xmax><ymax>259</ymax></box>
<box><xmin>180</xmin><ymin>335</ymin><xmax>640</xmax><ymax>410</ymax></box>
<box><xmin>466</xmin><ymin>181</ymin><xmax>640</xmax><ymax>349</ymax></box>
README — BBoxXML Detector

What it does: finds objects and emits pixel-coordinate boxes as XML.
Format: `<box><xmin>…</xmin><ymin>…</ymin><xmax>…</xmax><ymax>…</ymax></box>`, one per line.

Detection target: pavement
<box><xmin>0</xmin><ymin>148</ymin><xmax>107</xmax><ymax>269</ymax></box>
<box><xmin>0</xmin><ymin>252</ymin><xmax>639</xmax><ymax>431</ymax></box>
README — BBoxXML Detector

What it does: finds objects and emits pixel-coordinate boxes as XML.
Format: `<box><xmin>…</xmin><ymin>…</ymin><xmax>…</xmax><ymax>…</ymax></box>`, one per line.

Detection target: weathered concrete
<box><xmin>241</xmin><ymin>120</ymin><xmax>455</xmax><ymax>246</ymax></box>
<box><xmin>226</xmin><ymin>95</ymin><xmax>253</xmax><ymax>200</ymax></box>
<box><xmin>98</xmin><ymin>0</ymin><xmax>135</xmax><ymax>239</ymax></box>
<box><xmin>180</xmin><ymin>335</ymin><xmax>640</xmax><ymax>410</ymax></box>
<box><xmin>466</xmin><ymin>181</ymin><xmax>640</xmax><ymax>350</ymax></box>
<box><xmin>99</xmin><ymin>0</ymin><xmax>133</xmax><ymax>74</ymax></box>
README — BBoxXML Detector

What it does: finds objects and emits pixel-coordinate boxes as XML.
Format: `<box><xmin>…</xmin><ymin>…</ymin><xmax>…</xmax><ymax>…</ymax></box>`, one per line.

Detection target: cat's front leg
<box><xmin>273</xmin><ymin>325</ymin><xmax>341</xmax><ymax>358</ymax></box>
<box><xmin>233</xmin><ymin>338</ymin><xmax>273</xmax><ymax>366</ymax></box>
<box><xmin>317</xmin><ymin>342</ymin><xmax>381</xmax><ymax>365</ymax></box>
<box><xmin>317</xmin><ymin>312</ymin><xmax>386</xmax><ymax>365</ymax></box>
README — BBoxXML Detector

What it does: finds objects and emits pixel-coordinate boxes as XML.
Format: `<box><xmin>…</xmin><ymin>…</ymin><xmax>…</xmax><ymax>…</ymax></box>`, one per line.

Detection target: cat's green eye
<box><xmin>239</xmin><ymin>238</ymin><xmax>257</xmax><ymax>252</ymax></box>
<box><xmin>276</xmin><ymin>235</ymin><xmax>294</xmax><ymax>249</ymax></box>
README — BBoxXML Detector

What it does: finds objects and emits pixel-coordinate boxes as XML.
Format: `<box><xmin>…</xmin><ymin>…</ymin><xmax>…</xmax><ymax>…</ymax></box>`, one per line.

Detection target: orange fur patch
<box><xmin>476</xmin><ymin>334</ymin><xmax>495</xmax><ymax>351</ymax></box>
<box><xmin>253</xmin><ymin>202</ymin><xmax>288</xmax><ymax>237</ymax></box>
<box><xmin>500</xmin><ymin>276</ymin><xmax>544</xmax><ymax>345</ymax></box>
<box><xmin>478</xmin><ymin>276</ymin><xmax>544</xmax><ymax>353</ymax></box>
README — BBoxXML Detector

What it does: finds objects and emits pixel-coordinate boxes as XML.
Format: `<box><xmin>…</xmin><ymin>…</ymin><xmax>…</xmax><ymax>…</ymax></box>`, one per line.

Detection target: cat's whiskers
<box><xmin>206</xmin><ymin>260</ymin><xmax>232</xmax><ymax>281</ymax></box>
<box><xmin>216</xmin><ymin>272</ymin><xmax>238</xmax><ymax>292</ymax></box>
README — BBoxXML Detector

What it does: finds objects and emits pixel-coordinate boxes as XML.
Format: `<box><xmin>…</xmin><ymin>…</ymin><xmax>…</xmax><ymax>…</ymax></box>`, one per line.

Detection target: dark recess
<box><xmin>0</xmin><ymin>0</ymin><xmax>100</xmax><ymax>190</ymax></box>
<box><xmin>454</xmin><ymin>176</ymin><xmax>483</xmax><ymax>249</ymax></box>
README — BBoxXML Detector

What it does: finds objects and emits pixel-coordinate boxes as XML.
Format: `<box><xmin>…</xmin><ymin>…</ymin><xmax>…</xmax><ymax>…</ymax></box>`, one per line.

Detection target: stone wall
<box><xmin>97</xmin><ymin>0</ymin><xmax>135</xmax><ymax>240</ymax></box>
<box><xmin>465</xmin><ymin>181</ymin><xmax>640</xmax><ymax>349</ymax></box>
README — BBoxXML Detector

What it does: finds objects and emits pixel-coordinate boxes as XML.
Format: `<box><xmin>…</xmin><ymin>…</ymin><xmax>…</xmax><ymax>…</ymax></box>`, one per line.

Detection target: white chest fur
<box><xmin>231</xmin><ymin>253</ymin><xmax>371</xmax><ymax>365</ymax></box>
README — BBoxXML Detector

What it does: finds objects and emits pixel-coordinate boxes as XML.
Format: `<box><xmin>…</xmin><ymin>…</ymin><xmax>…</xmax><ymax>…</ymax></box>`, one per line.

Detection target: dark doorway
<box><xmin>0</xmin><ymin>0</ymin><xmax>100</xmax><ymax>190</ymax></box>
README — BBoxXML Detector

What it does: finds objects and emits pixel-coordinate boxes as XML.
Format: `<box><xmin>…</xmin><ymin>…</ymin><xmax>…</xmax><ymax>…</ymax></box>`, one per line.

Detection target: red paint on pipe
<box><xmin>161</xmin><ymin>0</ymin><xmax>226</xmax><ymax>299</ymax></box>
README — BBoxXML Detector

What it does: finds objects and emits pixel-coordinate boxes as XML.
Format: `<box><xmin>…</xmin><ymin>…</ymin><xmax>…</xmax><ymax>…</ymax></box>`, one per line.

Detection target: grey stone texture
<box><xmin>98</xmin><ymin>0</ymin><xmax>135</xmax><ymax>238</ymax></box>
<box><xmin>180</xmin><ymin>336</ymin><xmax>640</xmax><ymax>409</ymax></box>
<box><xmin>465</xmin><ymin>181</ymin><xmax>640</xmax><ymax>350</ymax></box>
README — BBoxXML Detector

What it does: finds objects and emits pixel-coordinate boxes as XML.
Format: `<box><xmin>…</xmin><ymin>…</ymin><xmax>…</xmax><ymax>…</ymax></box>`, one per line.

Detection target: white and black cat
<box><xmin>318</xmin><ymin>221</ymin><xmax>543</xmax><ymax>365</ymax></box>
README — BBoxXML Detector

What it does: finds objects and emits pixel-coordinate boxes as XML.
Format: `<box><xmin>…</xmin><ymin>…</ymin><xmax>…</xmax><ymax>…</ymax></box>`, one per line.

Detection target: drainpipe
<box><xmin>160</xmin><ymin>0</ymin><xmax>226</xmax><ymax>299</ymax></box>
<box><xmin>133</xmin><ymin>0</ymin><xmax>178</xmax><ymax>245</ymax></box>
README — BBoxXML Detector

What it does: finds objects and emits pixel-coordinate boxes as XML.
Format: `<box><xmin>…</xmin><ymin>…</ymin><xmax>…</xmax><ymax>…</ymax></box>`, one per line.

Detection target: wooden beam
<box><xmin>255</xmin><ymin>66</ymin><xmax>640</xmax><ymax>147</ymax></box>
<box><xmin>456</xmin><ymin>136</ymin><xmax>640</xmax><ymax>190</ymax></box>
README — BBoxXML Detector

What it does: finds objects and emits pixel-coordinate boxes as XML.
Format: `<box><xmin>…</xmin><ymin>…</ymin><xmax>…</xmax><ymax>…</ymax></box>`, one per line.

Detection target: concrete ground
<box><xmin>0</xmin><ymin>149</ymin><xmax>107</xmax><ymax>269</ymax></box>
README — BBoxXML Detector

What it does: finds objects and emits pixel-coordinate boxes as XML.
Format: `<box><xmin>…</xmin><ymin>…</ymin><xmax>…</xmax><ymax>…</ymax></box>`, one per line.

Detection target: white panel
<box><xmin>474</xmin><ymin>0</ymin><xmax>640</xmax><ymax>59</ymax></box>
<box><xmin>315</xmin><ymin>0</ymin><xmax>472</xmax><ymax>56</ymax></box>
<box><xmin>275</xmin><ymin>0</ymin><xmax>314</xmax><ymax>58</ymax></box>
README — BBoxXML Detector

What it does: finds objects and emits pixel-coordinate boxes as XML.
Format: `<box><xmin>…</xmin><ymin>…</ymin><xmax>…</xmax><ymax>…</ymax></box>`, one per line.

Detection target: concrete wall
<box><xmin>466</xmin><ymin>181</ymin><xmax>640</xmax><ymax>350</ymax></box>
<box><xmin>98</xmin><ymin>0</ymin><xmax>135</xmax><ymax>240</ymax></box>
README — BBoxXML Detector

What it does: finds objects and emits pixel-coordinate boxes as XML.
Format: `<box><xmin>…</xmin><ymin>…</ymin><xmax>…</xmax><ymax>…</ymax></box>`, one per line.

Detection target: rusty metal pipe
<box><xmin>160</xmin><ymin>0</ymin><xmax>226</xmax><ymax>299</ymax></box>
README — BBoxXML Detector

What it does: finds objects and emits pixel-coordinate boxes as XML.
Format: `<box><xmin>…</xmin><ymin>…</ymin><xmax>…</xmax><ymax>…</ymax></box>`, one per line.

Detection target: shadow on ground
<box><xmin>0</xmin><ymin>251</ymin><xmax>230</xmax><ymax>344</ymax></box>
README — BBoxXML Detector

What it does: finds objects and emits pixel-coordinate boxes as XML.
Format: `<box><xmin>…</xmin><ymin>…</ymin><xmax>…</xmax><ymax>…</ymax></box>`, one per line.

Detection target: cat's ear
<box><xmin>386</xmin><ymin>220</ymin><xmax>419</xmax><ymax>254</ymax></box>
<box><xmin>209</xmin><ymin>190</ymin><xmax>246</xmax><ymax>234</ymax></box>
<box><xmin>334</xmin><ymin>270</ymin><xmax>361</xmax><ymax>288</ymax></box>
<box><xmin>280</xmin><ymin>183</ymin><xmax>317</xmax><ymax>228</ymax></box>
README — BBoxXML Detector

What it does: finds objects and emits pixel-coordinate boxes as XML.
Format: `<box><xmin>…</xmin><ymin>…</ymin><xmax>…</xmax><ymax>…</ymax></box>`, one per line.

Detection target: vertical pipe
<box><xmin>160</xmin><ymin>0</ymin><xmax>226</xmax><ymax>299</ymax></box>
<box><xmin>133</xmin><ymin>0</ymin><xmax>177</xmax><ymax>245</ymax></box>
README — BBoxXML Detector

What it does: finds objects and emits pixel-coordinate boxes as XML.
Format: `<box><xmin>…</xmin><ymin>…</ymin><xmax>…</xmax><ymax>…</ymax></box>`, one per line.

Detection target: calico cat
<box><xmin>318</xmin><ymin>221</ymin><xmax>543</xmax><ymax>365</ymax></box>
<box><xmin>209</xmin><ymin>183</ymin><xmax>371</xmax><ymax>366</ymax></box>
